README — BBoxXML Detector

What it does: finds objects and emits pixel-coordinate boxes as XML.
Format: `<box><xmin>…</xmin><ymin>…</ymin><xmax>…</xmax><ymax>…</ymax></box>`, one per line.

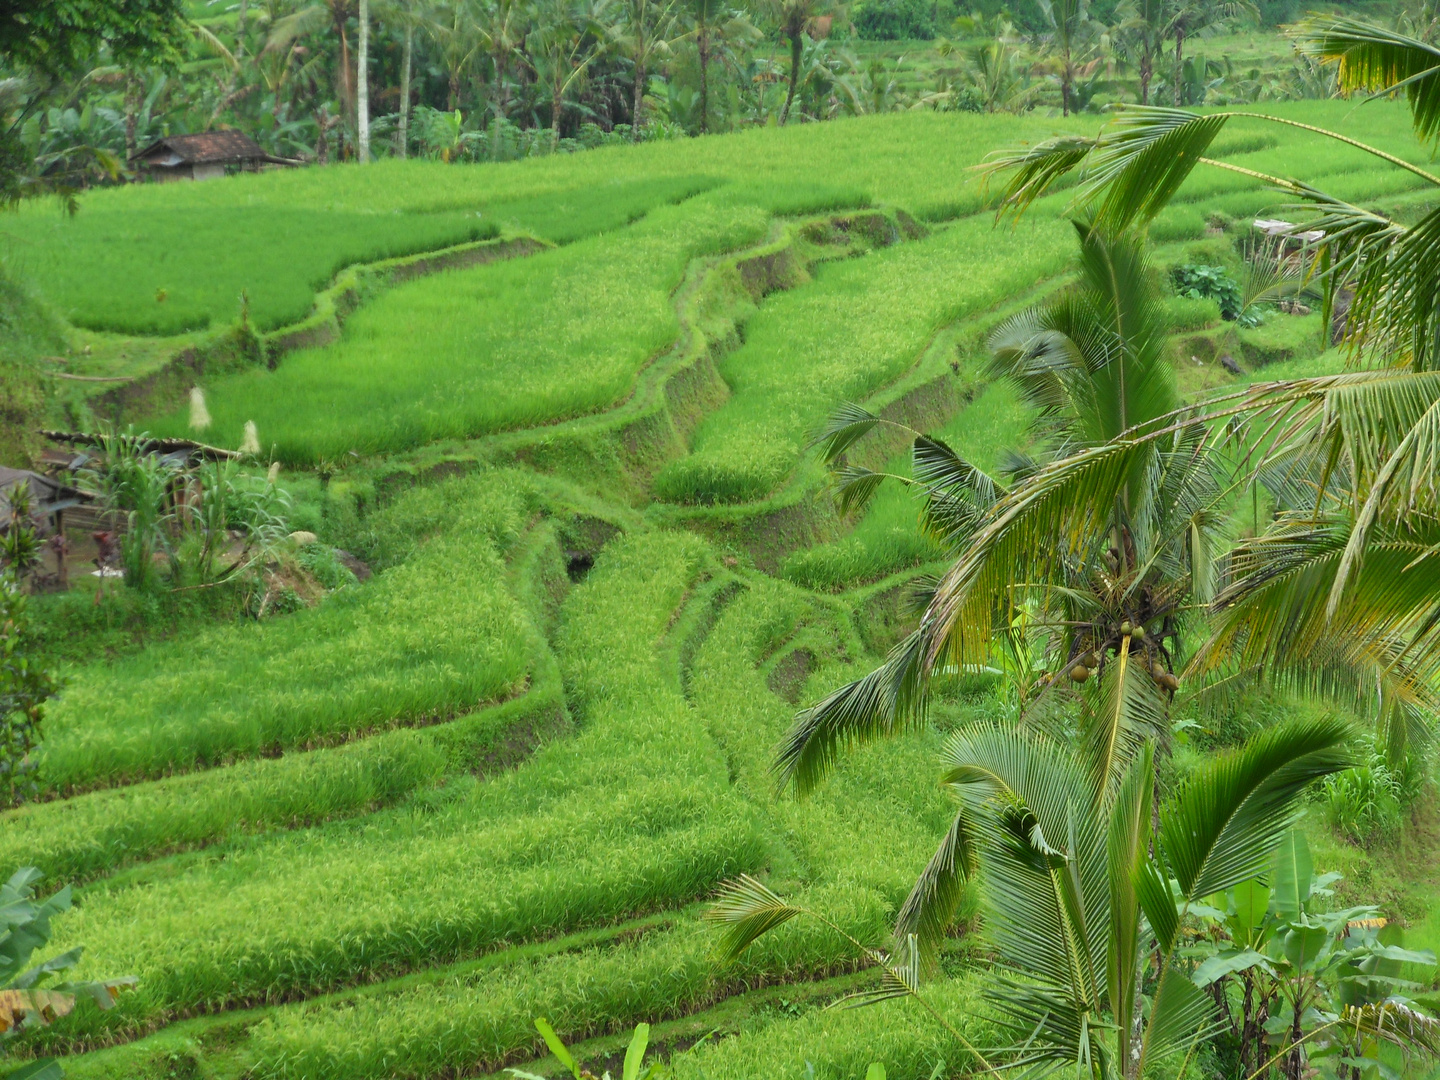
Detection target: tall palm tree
<box><xmin>618</xmin><ymin>0</ymin><xmax>678</xmax><ymax>136</ymax></box>
<box><xmin>712</xmin><ymin>718</ymin><xmax>1429</xmax><ymax>1080</ymax></box>
<box><xmin>771</xmin><ymin>0</ymin><xmax>822</xmax><ymax>125</ymax></box>
<box><xmin>687</xmin><ymin>0</ymin><xmax>724</xmax><ymax>133</ymax></box>
<box><xmin>267</xmin><ymin>0</ymin><xmax>359</xmax><ymax>142</ymax></box>
<box><xmin>975</xmin><ymin>17</ymin><xmax>1440</xmax><ymax>742</ymax></box>
<box><xmin>528</xmin><ymin>0</ymin><xmax>613</xmax><ymax>142</ymax></box>
<box><xmin>1037</xmin><ymin>0</ymin><xmax>1086</xmax><ymax>116</ymax></box>
<box><xmin>779</xmin><ymin>225</ymin><xmax>1226</xmax><ymax>798</ymax></box>
<box><xmin>1164</xmin><ymin>1</ymin><xmax>1255</xmax><ymax>106</ymax></box>
<box><xmin>357</xmin><ymin>0</ymin><xmax>371</xmax><ymax>159</ymax></box>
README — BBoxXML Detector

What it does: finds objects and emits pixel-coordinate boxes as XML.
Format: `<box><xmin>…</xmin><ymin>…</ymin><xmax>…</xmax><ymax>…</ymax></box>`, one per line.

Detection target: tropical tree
<box><xmin>957</xmin><ymin>26</ymin><xmax>1039</xmax><ymax>113</ymax></box>
<box><xmin>780</xmin><ymin>224</ymin><xmax>1226</xmax><ymax>798</ymax></box>
<box><xmin>1038</xmin><ymin>0</ymin><xmax>1087</xmax><ymax>115</ymax></box>
<box><xmin>528</xmin><ymin>0</ymin><xmax>613</xmax><ymax>141</ymax></box>
<box><xmin>974</xmin><ymin>16</ymin><xmax>1440</xmax><ymax>745</ymax></box>
<box><xmin>710</xmin><ymin>718</ymin><xmax>1435</xmax><ymax>1080</ymax></box>
<box><xmin>357</xmin><ymin>0</ymin><xmax>372</xmax><ymax>159</ymax></box>
<box><xmin>1165</xmin><ymin>1</ymin><xmax>1256</xmax><ymax>106</ymax></box>
<box><xmin>267</xmin><ymin>0</ymin><xmax>360</xmax><ymax>143</ymax></box>
<box><xmin>617</xmin><ymin>0</ymin><xmax>679</xmax><ymax>136</ymax></box>
<box><xmin>1</xmin><ymin>868</ymin><xmax>134</xmax><ymax>1080</ymax></box>
<box><xmin>686</xmin><ymin>0</ymin><xmax>725</xmax><ymax>133</ymax></box>
<box><xmin>770</xmin><ymin>0</ymin><xmax>823</xmax><ymax>125</ymax></box>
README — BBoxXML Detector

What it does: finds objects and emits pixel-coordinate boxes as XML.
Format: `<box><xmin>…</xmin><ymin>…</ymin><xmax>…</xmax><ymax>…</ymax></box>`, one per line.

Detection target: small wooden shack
<box><xmin>130</xmin><ymin>131</ymin><xmax>298</xmax><ymax>182</ymax></box>
<box><xmin>0</xmin><ymin>468</ymin><xmax>92</xmax><ymax>533</ymax></box>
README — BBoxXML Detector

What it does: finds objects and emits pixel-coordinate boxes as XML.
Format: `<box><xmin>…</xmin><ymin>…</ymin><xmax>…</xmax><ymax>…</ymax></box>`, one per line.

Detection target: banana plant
<box><xmin>507</xmin><ymin>1018</ymin><xmax>663</xmax><ymax>1080</ymax></box>
<box><xmin>1189</xmin><ymin>830</ymin><xmax>1437</xmax><ymax>1080</ymax></box>
<box><xmin>710</xmin><ymin>718</ymin><xmax>1440</xmax><ymax>1080</ymax></box>
<box><xmin>1</xmin><ymin>869</ymin><xmax>134</xmax><ymax>1080</ymax></box>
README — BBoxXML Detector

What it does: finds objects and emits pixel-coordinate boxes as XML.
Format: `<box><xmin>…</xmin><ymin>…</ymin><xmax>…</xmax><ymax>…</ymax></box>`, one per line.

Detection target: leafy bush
<box><xmin>1319</xmin><ymin>745</ymin><xmax>1423</xmax><ymax>844</ymax></box>
<box><xmin>1169</xmin><ymin>264</ymin><xmax>1261</xmax><ymax>326</ymax></box>
<box><xmin>296</xmin><ymin>544</ymin><xmax>357</xmax><ymax>591</ymax></box>
<box><xmin>853</xmin><ymin>0</ymin><xmax>935</xmax><ymax>40</ymax></box>
<box><xmin>0</xmin><ymin>578</ymin><xmax>56</xmax><ymax>808</ymax></box>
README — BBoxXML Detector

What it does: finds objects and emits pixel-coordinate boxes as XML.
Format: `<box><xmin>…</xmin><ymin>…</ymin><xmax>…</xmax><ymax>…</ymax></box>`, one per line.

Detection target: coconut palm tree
<box><xmin>357</xmin><ymin>0</ymin><xmax>371</xmax><ymax>159</ymax></box>
<box><xmin>1038</xmin><ymin>0</ymin><xmax>1086</xmax><ymax>115</ymax></box>
<box><xmin>778</xmin><ymin>224</ymin><xmax>1227</xmax><ymax>799</ymax></box>
<box><xmin>768</xmin><ymin>0</ymin><xmax>823</xmax><ymax>125</ymax></box>
<box><xmin>528</xmin><ymin>0</ymin><xmax>613</xmax><ymax>142</ymax></box>
<box><xmin>617</xmin><ymin>0</ymin><xmax>679</xmax><ymax>136</ymax></box>
<box><xmin>974</xmin><ymin>16</ymin><xmax>1440</xmax><ymax>744</ymax></box>
<box><xmin>686</xmin><ymin>0</ymin><xmax>725</xmax><ymax>132</ymax></box>
<box><xmin>1164</xmin><ymin>1</ymin><xmax>1255</xmax><ymax>105</ymax></box>
<box><xmin>711</xmin><ymin>717</ymin><xmax>1436</xmax><ymax>1080</ymax></box>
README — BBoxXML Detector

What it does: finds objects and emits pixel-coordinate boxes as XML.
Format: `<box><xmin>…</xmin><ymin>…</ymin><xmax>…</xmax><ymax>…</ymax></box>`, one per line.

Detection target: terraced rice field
<box><xmin>5</xmin><ymin>99</ymin><xmax>1438</xmax><ymax>1080</ymax></box>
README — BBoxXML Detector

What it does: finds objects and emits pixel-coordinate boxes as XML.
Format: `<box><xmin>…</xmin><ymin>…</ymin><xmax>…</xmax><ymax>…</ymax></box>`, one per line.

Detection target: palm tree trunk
<box><xmin>236</xmin><ymin>0</ymin><xmax>248</xmax><ymax>60</ymax></box>
<box><xmin>552</xmin><ymin>67</ymin><xmax>563</xmax><ymax>146</ymax></box>
<box><xmin>697</xmin><ymin>15</ymin><xmax>710</xmax><ymax>134</ymax></box>
<box><xmin>124</xmin><ymin>72</ymin><xmax>140</xmax><ymax>160</ymax></box>
<box><xmin>398</xmin><ymin>20</ymin><xmax>412</xmax><ymax>158</ymax></box>
<box><xmin>1173</xmin><ymin>25</ymin><xmax>1184</xmax><ymax>106</ymax></box>
<box><xmin>357</xmin><ymin>0</ymin><xmax>370</xmax><ymax>162</ymax></box>
<box><xmin>632</xmin><ymin>55</ymin><xmax>646</xmax><ymax>138</ymax></box>
<box><xmin>1061</xmin><ymin>38</ymin><xmax>1070</xmax><ymax>115</ymax></box>
<box><xmin>780</xmin><ymin>30</ymin><xmax>802</xmax><ymax>125</ymax></box>
<box><xmin>1139</xmin><ymin>43</ymin><xmax>1151</xmax><ymax>104</ymax></box>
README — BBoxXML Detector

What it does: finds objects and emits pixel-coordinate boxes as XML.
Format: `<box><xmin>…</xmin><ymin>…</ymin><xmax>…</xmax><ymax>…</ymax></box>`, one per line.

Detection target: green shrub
<box><xmin>1170</xmin><ymin>264</ymin><xmax>1257</xmax><ymax>325</ymax></box>
<box><xmin>853</xmin><ymin>0</ymin><xmax>935</xmax><ymax>40</ymax></box>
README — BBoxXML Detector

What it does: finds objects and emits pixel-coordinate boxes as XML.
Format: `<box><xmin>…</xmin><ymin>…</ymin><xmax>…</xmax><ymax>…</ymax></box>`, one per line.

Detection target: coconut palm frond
<box><xmin>265</xmin><ymin>3</ymin><xmax>330</xmax><ymax>52</ymax></box>
<box><xmin>1106</xmin><ymin>742</ymin><xmax>1153</xmax><ymax>1072</ymax></box>
<box><xmin>835</xmin><ymin>934</ymin><xmax>922</xmax><ymax>1008</ymax></box>
<box><xmin>1296</xmin><ymin>188</ymin><xmax>1440</xmax><ymax>371</ymax></box>
<box><xmin>1158</xmin><ymin>715</ymin><xmax>1352</xmax><ymax>901</ymax></box>
<box><xmin>1082</xmin><ymin>636</ymin><xmax>1169</xmax><ymax>798</ymax></box>
<box><xmin>191</xmin><ymin>20</ymin><xmax>239</xmax><ymax>68</ymax></box>
<box><xmin>811</xmin><ymin>401</ymin><xmax>891</xmax><ymax>464</ymax></box>
<box><xmin>1080</xmin><ymin>107</ymin><xmax>1231</xmax><ymax>235</ymax></box>
<box><xmin>774</xmin><ymin>629</ymin><xmax>928</xmax><ymax>795</ymax></box>
<box><xmin>705</xmin><ymin>874</ymin><xmax>805</xmax><ymax>961</ymax></box>
<box><xmin>921</xmin><ymin>437</ymin><xmax>1152</xmax><ymax>672</ymax></box>
<box><xmin>1293</xmin><ymin>17</ymin><xmax>1440</xmax><ymax>145</ymax></box>
<box><xmin>976</xmin><ymin>133</ymin><xmax>1097</xmax><ymax>222</ymax></box>
<box><xmin>1140</xmin><ymin>966</ymin><xmax>1221</xmax><ymax>1071</ymax></box>
<box><xmin>894</xmin><ymin>806</ymin><xmax>979</xmax><ymax>966</ymax></box>
<box><xmin>832</xmin><ymin>465</ymin><xmax>897</xmax><ymax>518</ymax></box>
<box><xmin>1342</xmin><ymin>1000</ymin><xmax>1440</xmax><ymax>1056</ymax></box>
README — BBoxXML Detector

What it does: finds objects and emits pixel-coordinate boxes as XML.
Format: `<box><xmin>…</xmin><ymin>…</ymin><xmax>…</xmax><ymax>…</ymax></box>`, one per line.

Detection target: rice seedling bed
<box><xmin>652</xmin><ymin>212</ymin><xmax>1071</xmax><ymax>506</ymax></box>
<box><xmin>35</xmin><ymin>532</ymin><xmax>764</xmax><ymax>1043</ymax></box>
<box><xmin>141</xmin><ymin>196</ymin><xmax>768</xmax><ymax>465</ymax></box>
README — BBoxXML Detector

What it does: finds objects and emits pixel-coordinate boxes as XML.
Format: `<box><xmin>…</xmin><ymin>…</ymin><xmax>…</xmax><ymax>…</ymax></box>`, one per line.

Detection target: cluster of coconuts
<box><xmin>1067</xmin><ymin>620</ymin><xmax>1180</xmax><ymax>692</ymax></box>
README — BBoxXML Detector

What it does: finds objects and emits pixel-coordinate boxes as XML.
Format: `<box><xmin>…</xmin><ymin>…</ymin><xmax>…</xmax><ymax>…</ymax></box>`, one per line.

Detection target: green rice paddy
<box><xmin>4</xmin><ymin>97</ymin><xmax>1437</xmax><ymax>1080</ymax></box>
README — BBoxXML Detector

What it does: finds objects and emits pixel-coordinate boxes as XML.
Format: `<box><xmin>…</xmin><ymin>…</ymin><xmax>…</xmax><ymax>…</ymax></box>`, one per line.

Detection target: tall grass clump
<box><xmin>40</xmin><ymin>471</ymin><xmax>541</xmax><ymax>791</ymax></box>
<box><xmin>146</xmin><ymin>198</ymin><xmax>769</xmax><ymax>463</ymax></box>
<box><xmin>653</xmin><ymin>214</ymin><xmax>1070</xmax><ymax>505</ymax></box>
